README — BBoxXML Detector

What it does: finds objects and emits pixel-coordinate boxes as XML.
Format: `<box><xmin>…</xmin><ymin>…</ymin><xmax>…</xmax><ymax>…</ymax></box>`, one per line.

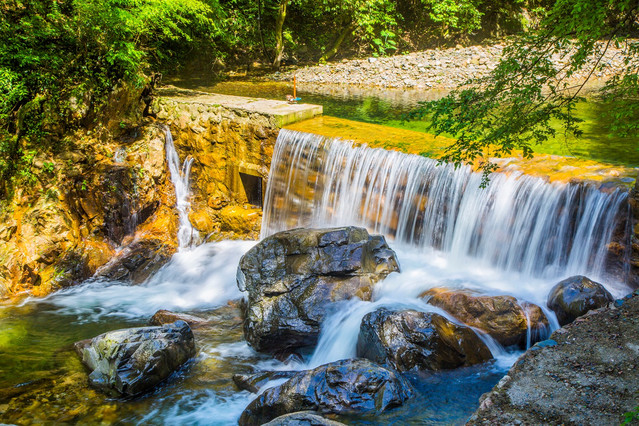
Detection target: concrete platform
<box><xmin>157</xmin><ymin>86</ymin><xmax>322</xmax><ymax>127</ymax></box>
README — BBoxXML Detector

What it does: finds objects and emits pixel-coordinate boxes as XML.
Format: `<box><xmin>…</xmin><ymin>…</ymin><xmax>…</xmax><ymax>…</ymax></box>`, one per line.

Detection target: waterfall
<box><xmin>164</xmin><ymin>126</ymin><xmax>196</xmax><ymax>249</ymax></box>
<box><xmin>262</xmin><ymin>129</ymin><xmax>630</xmax><ymax>283</ymax></box>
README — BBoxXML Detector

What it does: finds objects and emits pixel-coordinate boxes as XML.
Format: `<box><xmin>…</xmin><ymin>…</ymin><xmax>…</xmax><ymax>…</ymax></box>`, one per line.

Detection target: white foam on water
<box><xmin>41</xmin><ymin>240</ymin><xmax>255</xmax><ymax>321</ymax></box>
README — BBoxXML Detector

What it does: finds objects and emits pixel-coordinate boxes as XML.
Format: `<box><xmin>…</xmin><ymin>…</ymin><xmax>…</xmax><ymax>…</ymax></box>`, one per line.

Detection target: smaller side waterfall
<box><xmin>164</xmin><ymin>126</ymin><xmax>196</xmax><ymax>249</ymax></box>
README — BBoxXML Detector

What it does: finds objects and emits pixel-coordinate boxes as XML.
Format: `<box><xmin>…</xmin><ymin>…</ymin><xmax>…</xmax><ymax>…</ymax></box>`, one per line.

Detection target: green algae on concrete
<box><xmin>286</xmin><ymin>116</ymin><xmax>638</xmax><ymax>188</ymax></box>
<box><xmin>157</xmin><ymin>86</ymin><xmax>322</xmax><ymax>127</ymax></box>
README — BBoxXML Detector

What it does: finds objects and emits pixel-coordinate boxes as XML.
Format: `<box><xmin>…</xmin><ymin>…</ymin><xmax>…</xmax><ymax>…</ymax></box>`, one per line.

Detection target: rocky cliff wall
<box><xmin>0</xmin><ymin>122</ymin><xmax>179</xmax><ymax>299</ymax></box>
<box><xmin>0</xmin><ymin>88</ymin><xmax>285</xmax><ymax>300</ymax></box>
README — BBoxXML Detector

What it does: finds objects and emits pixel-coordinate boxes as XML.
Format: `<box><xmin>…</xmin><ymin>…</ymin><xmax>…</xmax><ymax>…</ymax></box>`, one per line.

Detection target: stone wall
<box><xmin>150</xmin><ymin>94</ymin><xmax>281</xmax><ymax>241</ymax></box>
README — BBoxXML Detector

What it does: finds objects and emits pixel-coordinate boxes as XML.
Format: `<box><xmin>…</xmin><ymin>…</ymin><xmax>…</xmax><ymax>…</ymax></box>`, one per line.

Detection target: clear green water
<box><xmin>172</xmin><ymin>79</ymin><xmax>639</xmax><ymax>167</ymax></box>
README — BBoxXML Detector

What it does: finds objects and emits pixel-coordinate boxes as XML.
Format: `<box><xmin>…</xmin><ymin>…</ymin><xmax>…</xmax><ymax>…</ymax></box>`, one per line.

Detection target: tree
<box><xmin>272</xmin><ymin>0</ymin><xmax>290</xmax><ymax>69</ymax></box>
<box><xmin>411</xmin><ymin>0</ymin><xmax>639</xmax><ymax>182</ymax></box>
<box><xmin>0</xmin><ymin>0</ymin><xmax>221</xmax><ymax>197</ymax></box>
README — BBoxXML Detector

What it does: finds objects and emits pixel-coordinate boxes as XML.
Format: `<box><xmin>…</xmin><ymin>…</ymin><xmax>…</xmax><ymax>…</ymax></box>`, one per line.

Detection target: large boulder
<box><xmin>74</xmin><ymin>321</ymin><xmax>195</xmax><ymax>397</ymax></box>
<box><xmin>263</xmin><ymin>412</ymin><xmax>346</xmax><ymax>425</ymax></box>
<box><xmin>546</xmin><ymin>275</ymin><xmax>614</xmax><ymax>326</ymax></box>
<box><xmin>357</xmin><ymin>308</ymin><xmax>492</xmax><ymax>372</ymax></box>
<box><xmin>238</xmin><ymin>358</ymin><xmax>413</xmax><ymax>426</ymax></box>
<box><xmin>468</xmin><ymin>290</ymin><xmax>639</xmax><ymax>425</ymax></box>
<box><xmin>422</xmin><ymin>288</ymin><xmax>549</xmax><ymax>348</ymax></box>
<box><xmin>238</xmin><ymin>227</ymin><xmax>399</xmax><ymax>354</ymax></box>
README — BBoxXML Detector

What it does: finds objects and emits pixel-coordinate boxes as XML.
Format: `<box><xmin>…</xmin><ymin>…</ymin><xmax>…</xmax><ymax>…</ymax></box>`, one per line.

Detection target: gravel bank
<box><xmin>268</xmin><ymin>43</ymin><xmax>627</xmax><ymax>89</ymax></box>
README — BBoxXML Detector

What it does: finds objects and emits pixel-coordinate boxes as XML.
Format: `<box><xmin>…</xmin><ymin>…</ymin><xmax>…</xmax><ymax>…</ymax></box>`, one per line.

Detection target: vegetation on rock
<box><xmin>0</xmin><ymin>0</ymin><xmax>221</xmax><ymax>197</ymax></box>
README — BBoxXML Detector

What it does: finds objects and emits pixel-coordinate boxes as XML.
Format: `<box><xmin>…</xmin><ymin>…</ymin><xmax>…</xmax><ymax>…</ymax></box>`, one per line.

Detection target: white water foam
<box><xmin>41</xmin><ymin>240</ymin><xmax>255</xmax><ymax>321</ymax></box>
<box><xmin>262</xmin><ymin>129</ymin><xmax>631</xmax><ymax>289</ymax></box>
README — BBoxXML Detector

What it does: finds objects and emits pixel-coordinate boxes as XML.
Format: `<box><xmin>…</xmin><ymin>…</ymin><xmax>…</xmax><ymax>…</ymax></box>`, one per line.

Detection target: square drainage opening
<box><xmin>239</xmin><ymin>172</ymin><xmax>263</xmax><ymax>208</ymax></box>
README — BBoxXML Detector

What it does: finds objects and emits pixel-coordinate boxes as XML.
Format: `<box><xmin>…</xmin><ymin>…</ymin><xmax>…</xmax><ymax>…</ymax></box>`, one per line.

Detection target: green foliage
<box><xmin>623</xmin><ymin>405</ymin><xmax>639</xmax><ymax>425</ymax></box>
<box><xmin>411</xmin><ymin>0</ymin><xmax>639</xmax><ymax>183</ymax></box>
<box><xmin>422</xmin><ymin>0</ymin><xmax>483</xmax><ymax>35</ymax></box>
<box><xmin>0</xmin><ymin>0</ymin><xmax>221</xmax><ymax>197</ymax></box>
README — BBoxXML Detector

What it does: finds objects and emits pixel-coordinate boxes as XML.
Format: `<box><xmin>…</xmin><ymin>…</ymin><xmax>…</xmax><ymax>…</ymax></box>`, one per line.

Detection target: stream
<box><xmin>0</xmin><ymin>84</ymin><xmax>636</xmax><ymax>425</ymax></box>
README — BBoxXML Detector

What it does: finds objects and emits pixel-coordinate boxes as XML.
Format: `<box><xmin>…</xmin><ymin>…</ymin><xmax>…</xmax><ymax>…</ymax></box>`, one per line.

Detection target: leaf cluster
<box><xmin>411</xmin><ymin>0</ymin><xmax>639</xmax><ymax>184</ymax></box>
<box><xmin>0</xmin><ymin>0</ymin><xmax>221</xmax><ymax>197</ymax></box>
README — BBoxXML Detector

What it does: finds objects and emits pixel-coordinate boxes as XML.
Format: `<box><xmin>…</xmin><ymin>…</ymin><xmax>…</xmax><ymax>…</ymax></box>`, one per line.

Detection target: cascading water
<box><xmin>260</xmin><ymin>128</ymin><xmax>631</xmax><ymax>371</ymax></box>
<box><xmin>164</xmin><ymin>126</ymin><xmax>196</xmax><ymax>249</ymax></box>
<box><xmin>262</xmin><ymin>129</ymin><xmax>630</xmax><ymax>284</ymax></box>
<box><xmin>3</xmin><ymin>125</ymin><xmax>633</xmax><ymax>425</ymax></box>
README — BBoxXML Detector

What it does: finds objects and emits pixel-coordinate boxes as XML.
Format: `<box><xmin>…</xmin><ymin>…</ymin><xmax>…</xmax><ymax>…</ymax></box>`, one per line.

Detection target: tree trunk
<box><xmin>320</xmin><ymin>22</ymin><xmax>356</xmax><ymax>63</ymax></box>
<box><xmin>272</xmin><ymin>0</ymin><xmax>289</xmax><ymax>70</ymax></box>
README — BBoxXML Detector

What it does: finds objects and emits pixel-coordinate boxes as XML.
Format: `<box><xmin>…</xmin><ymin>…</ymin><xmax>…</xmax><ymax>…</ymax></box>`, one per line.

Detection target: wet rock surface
<box><xmin>149</xmin><ymin>309</ymin><xmax>209</xmax><ymax>328</ymax></box>
<box><xmin>233</xmin><ymin>370</ymin><xmax>298</xmax><ymax>393</ymax></box>
<box><xmin>263</xmin><ymin>411</ymin><xmax>346</xmax><ymax>425</ymax></box>
<box><xmin>238</xmin><ymin>227</ymin><xmax>399</xmax><ymax>354</ymax></box>
<box><xmin>469</xmin><ymin>290</ymin><xmax>639</xmax><ymax>425</ymax></box>
<box><xmin>547</xmin><ymin>275</ymin><xmax>614</xmax><ymax>326</ymax></box>
<box><xmin>74</xmin><ymin>321</ymin><xmax>195</xmax><ymax>397</ymax></box>
<box><xmin>422</xmin><ymin>288</ymin><xmax>549</xmax><ymax>348</ymax></box>
<box><xmin>238</xmin><ymin>358</ymin><xmax>414</xmax><ymax>426</ymax></box>
<box><xmin>357</xmin><ymin>308</ymin><xmax>492</xmax><ymax>372</ymax></box>
<box><xmin>96</xmin><ymin>238</ymin><xmax>176</xmax><ymax>284</ymax></box>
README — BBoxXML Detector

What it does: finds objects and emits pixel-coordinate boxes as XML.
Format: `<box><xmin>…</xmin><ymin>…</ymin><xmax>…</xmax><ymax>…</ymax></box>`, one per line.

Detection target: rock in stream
<box><xmin>357</xmin><ymin>308</ymin><xmax>493</xmax><ymax>372</ymax></box>
<box><xmin>74</xmin><ymin>320</ymin><xmax>195</xmax><ymax>397</ymax></box>
<box><xmin>546</xmin><ymin>275</ymin><xmax>614</xmax><ymax>326</ymax></box>
<box><xmin>422</xmin><ymin>288</ymin><xmax>549</xmax><ymax>348</ymax></box>
<box><xmin>238</xmin><ymin>358</ymin><xmax>414</xmax><ymax>426</ymax></box>
<box><xmin>237</xmin><ymin>226</ymin><xmax>399</xmax><ymax>355</ymax></box>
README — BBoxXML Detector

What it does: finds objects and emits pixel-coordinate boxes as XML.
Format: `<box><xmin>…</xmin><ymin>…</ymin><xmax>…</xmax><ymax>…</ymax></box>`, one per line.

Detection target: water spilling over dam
<box><xmin>263</xmin><ymin>129</ymin><xmax>631</xmax><ymax>284</ymax></box>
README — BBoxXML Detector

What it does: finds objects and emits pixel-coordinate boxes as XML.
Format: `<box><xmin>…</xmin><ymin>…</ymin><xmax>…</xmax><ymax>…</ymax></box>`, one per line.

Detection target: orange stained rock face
<box><xmin>285</xmin><ymin>116</ymin><xmax>638</xmax><ymax>188</ymax></box>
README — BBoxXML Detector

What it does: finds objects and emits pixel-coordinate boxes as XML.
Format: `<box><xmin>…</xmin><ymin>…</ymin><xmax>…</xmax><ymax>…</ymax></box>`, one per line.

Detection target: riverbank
<box><xmin>469</xmin><ymin>289</ymin><xmax>639</xmax><ymax>425</ymax></box>
<box><xmin>266</xmin><ymin>42</ymin><xmax>627</xmax><ymax>89</ymax></box>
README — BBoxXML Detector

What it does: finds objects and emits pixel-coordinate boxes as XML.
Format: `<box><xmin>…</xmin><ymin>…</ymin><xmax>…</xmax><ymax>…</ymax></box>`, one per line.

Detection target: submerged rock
<box><xmin>422</xmin><ymin>288</ymin><xmax>549</xmax><ymax>348</ymax></box>
<box><xmin>74</xmin><ymin>321</ymin><xmax>195</xmax><ymax>397</ymax></box>
<box><xmin>233</xmin><ymin>370</ymin><xmax>298</xmax><ymax>393</ymax></box>
<box><xmin>263</xmin><ymin>411</ymin><xmax>346</xmax><ymax>425</ymax></box>
<box><xmin>357</xmin><ymin>308</ymin><xmax>492</xmax><ymax>371</ymax></box>
<box><xmin>546</xmin><ymin>275</ymin><xmax>614</xmax><ymax>326</ymax></box>
<box><xmin>149</xmin><ymin>309</ymin><xmax>209</xmax><ymax>328</ymax></box>
<box><xmin>238</xmin><ymin>358</ymin><xmax>413</xmax><ymax>426</ymax></box>
<box><xmin>238</xmin><ymin>227</ymin><xmax>399</xmax><ymax>354</ymax></box>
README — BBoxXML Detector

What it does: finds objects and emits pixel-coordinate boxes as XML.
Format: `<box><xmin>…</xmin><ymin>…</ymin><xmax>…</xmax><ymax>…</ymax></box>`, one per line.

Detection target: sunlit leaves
<box><xmin>412</xmin><ymin>0</ymin><xmax>639</xmax><ymax>178</ymax></box>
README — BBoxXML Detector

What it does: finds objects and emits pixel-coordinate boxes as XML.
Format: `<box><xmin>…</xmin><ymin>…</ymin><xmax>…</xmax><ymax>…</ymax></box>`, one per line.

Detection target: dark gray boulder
<box><xmin>547</xmin><ymin>275</ymin><xmax>614</xmax><ymax>326</ymax></box>
<box><xmin>237</xmin><ymin>227</ymin><xmax>400</xmax><ymax>354</ymax></box>
<box><xmin>263</xmin><ymin>411</ymin><xmax>346</xmax><ymax>425</ymax></box>
<box><xmin>238</xmin><ymin>358</ymin><xmax>413</xmax><ymax>426</ymax></box>
<box><xmin>357</xmin><ymin>308</ymin><xmax>493</xmax><ymax>371</ymax></box>
<box><xmin>233</xmin><ymin>370</ymin><xmax>298</xmax><ymax>393</ymax></box>
<box><xmin>74</xmin><ymin>320</ymin><xmax>195</xmax><ymax>397</ymax></box>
